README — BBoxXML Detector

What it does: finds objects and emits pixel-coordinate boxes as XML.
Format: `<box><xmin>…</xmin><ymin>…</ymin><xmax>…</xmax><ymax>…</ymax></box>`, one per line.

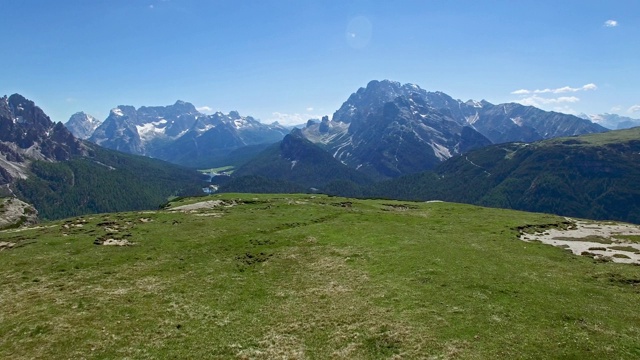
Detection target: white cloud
<box><xmin>552</xmin><ymin>105</ymin><xmax>578</xmax><ymax>115</ymax></box>
<box><xmin>516</xmin><ymin>95</ymin><xmax>580</xmax><ymax>108</ymax></box>
<box><xmin>628</xmin><ymin>105</ymin><xmax>640</xmax><ymax>114</ymax></box>
<box><xmin>610</xmin><ymin>106</ymin><xmax>622</xmax><ymax>112</ymax></box>
<box><xmin>196</xmin><ymin>106</ymin><xmax>214</xmax><ymax>114</ymax></box>
<box><xmin>512</xmin><ymin>83</ymin><xmax>597</xmax><ymax>95</ymax></box>
<box><xmin>604</xmin><ymin>20</ymin><xmax>618</xmax><ymax>27</ymax></box>
<box><xmin>269</xmin><ymin>112</ymin><xmax>324</xmax><ymax>126</ymax></box>
<box><xmin>306</xmin><ymin>107</ymin><xmax>314</xmax><ymax>112</ymax></box>
<box><xmin>511</xmin><ymin>83</ymin><xmax>597</xmax><ymax>110</ymax></box>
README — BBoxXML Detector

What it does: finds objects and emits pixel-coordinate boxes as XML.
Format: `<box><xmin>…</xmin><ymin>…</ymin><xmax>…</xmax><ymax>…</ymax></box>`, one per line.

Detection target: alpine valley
<box><xmin>0</xmin><ymin>94</ymin><xmax>204</xmax><ymax>222</ymax></box>
<box><xmin>0</xmin><ymin>79</ymin><xmax>633</xmax><ymax>225</ymax></box>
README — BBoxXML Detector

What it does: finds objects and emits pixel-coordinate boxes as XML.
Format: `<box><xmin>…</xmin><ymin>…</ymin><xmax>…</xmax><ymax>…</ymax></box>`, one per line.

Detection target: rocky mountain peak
<box><xmin>0</xmin><ymin>93</ymin><xmax>85</xmax><ymax>187</ymax></box>
<box><xmin>65</xmin><ymin>112</ymin><xmax>101</xmax><ymax>139</ymax></box>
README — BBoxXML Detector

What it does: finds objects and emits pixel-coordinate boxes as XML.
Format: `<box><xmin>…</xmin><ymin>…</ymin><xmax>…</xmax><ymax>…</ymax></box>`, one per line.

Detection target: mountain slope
<box><xmin>371</xmin><ymin>127</ymin><xmax>640</xmax><ymax>223</ymax></box>
<box><xmin>14</xmin><ymin>144</ymin><xmax>206</xmax><ymax>219</ymax></box>
<box><xmin>229</xmin><ymin>130</ymin><xmax>373</xmax><ymax>189</ymax></box>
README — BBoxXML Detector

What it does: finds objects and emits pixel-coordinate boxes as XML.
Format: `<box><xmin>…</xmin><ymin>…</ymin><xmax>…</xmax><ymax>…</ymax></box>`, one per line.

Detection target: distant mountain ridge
<box><xmin>65</xmin><ymin>112</ymin><xmax>101</xmax><ymax>139</ymax></box>
<box><xmin>299</xmin><ymin>80</ymin><xmax>606</xmax><ymax>179</ymax></box>
<box><xmin>86</xmin><ymin>101</ymin><xmax>288</xmax><ymax>168</ymax></box>
<box><xmin>578</xmin><ymin>113</ymin><xmax>640</xmax><ymax>130</ymax></box>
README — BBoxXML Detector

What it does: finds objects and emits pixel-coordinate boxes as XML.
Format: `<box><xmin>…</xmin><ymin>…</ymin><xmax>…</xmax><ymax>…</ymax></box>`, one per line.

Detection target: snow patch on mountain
<box><xmin>136</xmin><ymin>119</ymin><xmax>168</xmax><ymax>141</ymax></box>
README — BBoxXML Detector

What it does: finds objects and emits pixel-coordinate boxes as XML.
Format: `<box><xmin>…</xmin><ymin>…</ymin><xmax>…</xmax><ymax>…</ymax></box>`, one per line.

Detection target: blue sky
<box><xmin>1</xmin><ymin>0</ymin><xmax>639</xmax><ymax>125</ymax></box>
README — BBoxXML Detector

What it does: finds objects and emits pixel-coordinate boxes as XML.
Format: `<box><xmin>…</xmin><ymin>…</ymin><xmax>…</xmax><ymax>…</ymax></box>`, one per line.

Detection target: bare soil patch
<box><xmin>520</xmin><ymin>219</ymin><xmax>640</xmax><ymax>264</ymax></box>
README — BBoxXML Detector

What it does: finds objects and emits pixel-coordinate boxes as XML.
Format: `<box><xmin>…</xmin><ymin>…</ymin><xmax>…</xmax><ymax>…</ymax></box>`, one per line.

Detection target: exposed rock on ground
<box><xmin>520</xmin><ymin>219</ymin><xmax>640</xmax><ymax>264</ymax></box>
<box><xmin>0</xmin><ymin>197</ymin><xmax>38</xmax><ymax>230</ymax></box>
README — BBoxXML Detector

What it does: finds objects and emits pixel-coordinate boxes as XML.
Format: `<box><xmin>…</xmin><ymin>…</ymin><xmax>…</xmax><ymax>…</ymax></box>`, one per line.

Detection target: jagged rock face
<box><xmin>65</xmin><ymin>112</ymin><xmax>101</xmax><ymax>139</ymax></box>
<box><xmin>90</xmin><ymin>107</ymin><xmax>145</xmax><ymax>154</ymax></box>
<box><xmin>338</xmin><ymin>94</ymin><xmax>491</xmax><ymax>178</ymax></box>
<box><xmin>88</xmin><ymin>101</ymin><xmax>288</xmax><ymax>166</ymax></box>
<box><xmin>90</xmin><ymin>102</ymin><xmax>198</xmax><ymax>155</ymax></box>
<box><xmin>301</xmin><ymin>80</ymin><xmax>607</xmax><ymax>178</ymax></box>
<box><xmin>0</xmin><ymin>94</ymin><xmax>84</xmax><ymax>162</ymax></box>
<box><xmin>0</xmin><ymin>94</ymin><xmax>85</xmax><ymax>197</ymax></box>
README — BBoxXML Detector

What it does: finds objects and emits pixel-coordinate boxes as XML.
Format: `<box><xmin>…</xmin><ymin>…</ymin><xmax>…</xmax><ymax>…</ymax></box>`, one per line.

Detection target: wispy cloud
<box><xmin>196</xmin><ymin>106</ymin><xmax>214</xmax><ymax>114</ymax></box>
<box><xmin>517</xmin><ymin>95</ymin><xmax>580</xmax><ymax>108</ymax></box>
<box><xmin>269</xmin><ymin>112</ymin><xmax>324</xmax><ymax>126</ymax></box>
<box><xmin>628</xmin><ymin>105</ymin><xmax>640</xmax><ymax>114</ymax></box>
<box><xmin>604</xmin><ymin>19</ymin><xmax>618</xmax><ymax>27</ymax></box>
<box><xmin>511</xmin><ymin>83</ymin><xmax>597</xmax><ymax>95</ymax></box>
<box><xmin>306</xmin><ymin>107</ymin><xmax>314</xmax><ymax>112</ymax></box>
<box><xmin>552</xmin><ymin>105</ymin><xmax>578</xmax><ymax>115</ymax></box>
<box><xmin>511</xmin><ymin>83</ymin><xmax>598</xmax><ymax>112</ymax></box>
<box><xmin>610</xmin><ymin>106</ymin><xmax>622</xmax><ymax>112</ymax></box>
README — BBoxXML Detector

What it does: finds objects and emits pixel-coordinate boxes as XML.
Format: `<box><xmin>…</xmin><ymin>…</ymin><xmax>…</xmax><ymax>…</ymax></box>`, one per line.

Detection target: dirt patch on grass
<box><xmin>520</xmin><ymin>219</ymin><xmax>640</xmax><ymax>264</ymax></box>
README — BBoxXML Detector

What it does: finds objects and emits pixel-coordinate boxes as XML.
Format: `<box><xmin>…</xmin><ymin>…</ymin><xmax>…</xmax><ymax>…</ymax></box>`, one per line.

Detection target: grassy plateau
<box><xmin>1</xmin><ymin>194</ymin><xmax>640</xmax><ymax>359</ymax></box>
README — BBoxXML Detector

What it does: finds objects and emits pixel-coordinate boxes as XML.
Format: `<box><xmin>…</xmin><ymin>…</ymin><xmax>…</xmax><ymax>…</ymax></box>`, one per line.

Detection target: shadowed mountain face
<box><xmin>229</xmin><ymin>130</ymin><xmax>373</xmax><ymax>189</ymax></box>
<box><xmin>0</xmin><ymin>94</ymin><xmax>85</xmax><ymax>190</ymax></box>
<box><xmin>0</xmin><ymin>94</ymin><xmax>84</xmax><ymax>161</ymax></box>
<box><xmin>300</xmin><ymin>80</ymin><xmax>607</xmax><ymax>179</ymax></box>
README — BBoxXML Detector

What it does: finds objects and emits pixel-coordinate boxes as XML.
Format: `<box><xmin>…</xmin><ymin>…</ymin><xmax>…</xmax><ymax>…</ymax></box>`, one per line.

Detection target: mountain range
<box><xmin>65</xmin><ymin>80</ymin><xmax>607</xmax><ymax>176</ymax></box>
<box><xmin>298</xmin><ymin>80</ymin><xmax>606</xmax><ymax>179</ymax></box>
<box><xmin>0</xmin><ymin>94</ymin><xmax>205</xmax><ymax>220</ymax></box>
<box><xmin>87</xmin><ymin>101</ymin><xmax>288</xmax><ymax>168</ymax></box>
<box><xmin>1</xmin><ymin>79</ymin><xmax>630</xmax><ymax>223</ymax></box>
<box><xmin>578</xmin><ymin>113</ymin><xmax>640</xmax><ymax>130</ymax></box>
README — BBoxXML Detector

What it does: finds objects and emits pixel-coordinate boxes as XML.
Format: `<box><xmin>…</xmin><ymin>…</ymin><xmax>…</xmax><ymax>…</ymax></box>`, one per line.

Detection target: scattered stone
<box><xmin>0</xmin><ymin>241</ymin><xmax>16</xmax><ymax>250</ymax></box>
<box><xmin>94</xmin><ymin>236</ymin><xmax>134</xmax><ymax>246</ymax></box>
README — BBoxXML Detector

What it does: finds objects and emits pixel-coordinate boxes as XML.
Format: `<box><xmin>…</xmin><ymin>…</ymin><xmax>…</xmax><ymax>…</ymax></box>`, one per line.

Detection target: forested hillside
<box><xmin>367</xmin><ymin>128</ymin><xmax>640</xmax><ymax>223</ymax></box>
<box><xmin>15</xmin><ymin>144</ymin><xmax>205</xmax><ymax>220</ymax></box>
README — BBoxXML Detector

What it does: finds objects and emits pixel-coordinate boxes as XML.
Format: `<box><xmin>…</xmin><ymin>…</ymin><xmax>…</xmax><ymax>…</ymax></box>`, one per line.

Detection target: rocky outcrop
<box><xmin>0</xmin><ymin>197</ymin><xmax>38</xmax><ymax>230</ymax></box>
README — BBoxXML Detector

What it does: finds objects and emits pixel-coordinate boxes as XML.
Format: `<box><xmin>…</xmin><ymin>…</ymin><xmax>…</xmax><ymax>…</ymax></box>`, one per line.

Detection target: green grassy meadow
<box><xmin>1</xmin><ymin>194</ymin><xmax>640</xmax><ymax>359</ymax></box>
